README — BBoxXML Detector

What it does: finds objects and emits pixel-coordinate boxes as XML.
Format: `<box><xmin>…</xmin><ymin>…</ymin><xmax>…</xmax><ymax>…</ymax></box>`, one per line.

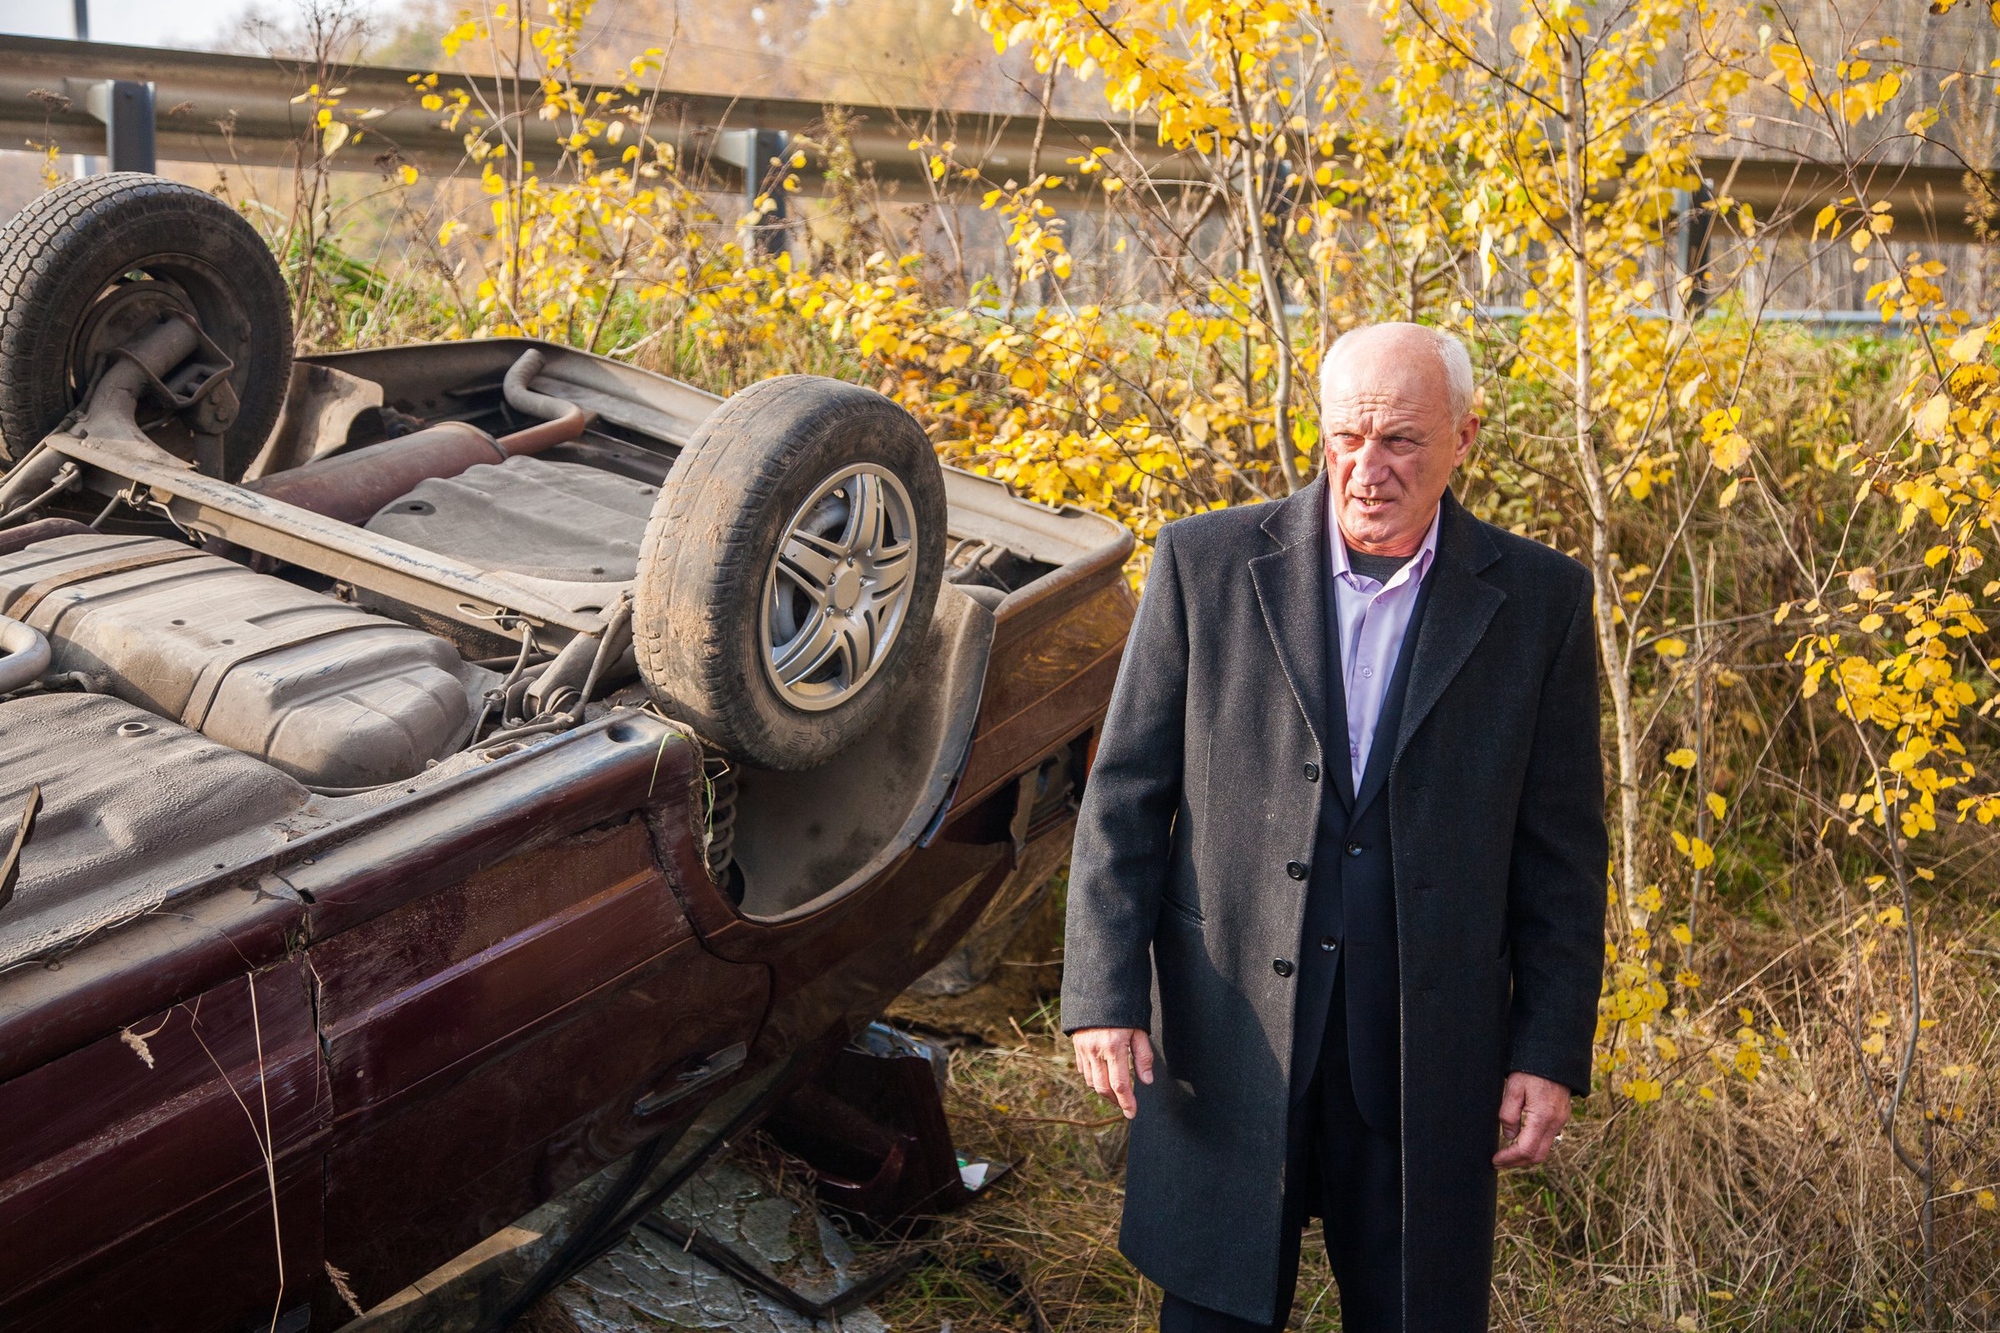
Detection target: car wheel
<box><xmin>633</xmin><ymin>375</ymin><xmax>946</xmax><ymax>770</ymax></box>
<box><xmin>0</xmin><ymin>172</ymin><xmax>293</xmax><ymax>480</ymax></box>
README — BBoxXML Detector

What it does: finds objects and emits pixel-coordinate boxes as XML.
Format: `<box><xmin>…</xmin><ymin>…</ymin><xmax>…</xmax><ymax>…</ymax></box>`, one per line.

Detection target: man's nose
<box><xmin>1348</xmin><ymin>443</ymin><xmax>1395</xmax><ymax>484</ymax></box>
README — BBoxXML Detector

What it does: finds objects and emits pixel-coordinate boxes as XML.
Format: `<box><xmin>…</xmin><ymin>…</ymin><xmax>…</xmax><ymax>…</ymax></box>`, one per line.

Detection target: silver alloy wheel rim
<box><xmin>760</xmin><ymin>462</ymin><xmax>919</xmax><ymax>712</ymax></box>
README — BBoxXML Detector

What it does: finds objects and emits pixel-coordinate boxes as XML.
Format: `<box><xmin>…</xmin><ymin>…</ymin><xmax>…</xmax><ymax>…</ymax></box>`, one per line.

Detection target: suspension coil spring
<box><xmin>702</xmin><ymin>751</ymin><xmax>738</xmax><ymax>883</ymax></box>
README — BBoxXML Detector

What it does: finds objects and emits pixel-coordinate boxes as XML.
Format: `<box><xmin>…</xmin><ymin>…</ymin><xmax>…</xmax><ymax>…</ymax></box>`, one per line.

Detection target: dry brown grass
<box><xmin>864</xmin><ymin>888</ymin><xmax>2000</xmax><ymax>1333</ymax></box>
<box><xmin>1489</xmin><ymin>907</ymin><xmax>2000</xmax><ymax>1332</ymax></box>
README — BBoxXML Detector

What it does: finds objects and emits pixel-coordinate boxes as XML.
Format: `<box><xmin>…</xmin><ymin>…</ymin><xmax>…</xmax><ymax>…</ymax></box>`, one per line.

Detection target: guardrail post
<box><xmin>94</xmin><ymin>80</ymin><xmax>155</xmax><ymax>173</ymax></box>
<box><xmin>749</xmin><ymin>127</ymin><xmax>788</xmax><ymax>255</ymax></box>
<box><xmin>64</xmin><ymin>77</ymin><xmax>155</xmax><ymax>174</ymax></box>
<box><xmin>715</xmin><ymin>127</ymin><xmax>790</xmax><ymax>256</ymax></box>
<box><xmin>1673</xmin><ymin>182</ymin><xmax>1714</xmax><ymax>318</ymax></box>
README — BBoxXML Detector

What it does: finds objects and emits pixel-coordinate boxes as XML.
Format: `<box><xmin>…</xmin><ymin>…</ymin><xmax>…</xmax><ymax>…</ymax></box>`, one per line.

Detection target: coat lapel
<box><xmin>1248</xmin><ymin>475</ymin><xmax>1333</xmax><ymax>771</ymax></box>
<box><xmin>1393</xmin><ymin>491</ymin><xmax>1505</xmax><ymax>763</ymax></box>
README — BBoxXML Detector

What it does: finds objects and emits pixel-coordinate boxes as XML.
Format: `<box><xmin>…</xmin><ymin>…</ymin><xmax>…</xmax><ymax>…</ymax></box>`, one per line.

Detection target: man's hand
<box><xmin>1072</xmin><ymin>1027</ymin><xmax>1154</xmax><ymax>1119</ymax></box>
<box><xmin>1493</xmin><ymin>1071</ymin><xmax>1571</xmax><ymax>1169</ymax></box>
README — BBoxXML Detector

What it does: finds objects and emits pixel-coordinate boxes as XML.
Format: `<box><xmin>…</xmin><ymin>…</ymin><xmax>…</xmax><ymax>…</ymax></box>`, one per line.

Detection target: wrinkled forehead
<box><xmin>1321</xmin><ymin>341</ymin><xmax>1450</xmax><ymax>416</ymax></box>
<box><xmin>1320</xmin><ymin>377</ymin><xmax>1453</xmax><ymax>432</ymax></box>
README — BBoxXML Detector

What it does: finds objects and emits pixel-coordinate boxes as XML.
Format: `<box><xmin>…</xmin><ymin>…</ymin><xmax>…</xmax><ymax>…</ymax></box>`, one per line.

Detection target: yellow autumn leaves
<box><xmin>1702</xmin><ymin>407</ymin><xmax>1753</xmax><ymax>473</ymax></box>
<box><xmin>1766</xmin><ymin>41</ymin><xmax>1905</xmax><ymax>125</ymax></box>
<box><xmin>289</xmin><ymin>83</ymin><xmax>393</xmax><ymax>165</ymax></box>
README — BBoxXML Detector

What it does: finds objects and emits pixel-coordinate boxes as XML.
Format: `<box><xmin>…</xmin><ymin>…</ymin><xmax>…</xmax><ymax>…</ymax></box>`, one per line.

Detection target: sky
<box><xmin>0</xmin><ymin>0</ymin><xmax>392</xmax><ymax>50</ymax></box>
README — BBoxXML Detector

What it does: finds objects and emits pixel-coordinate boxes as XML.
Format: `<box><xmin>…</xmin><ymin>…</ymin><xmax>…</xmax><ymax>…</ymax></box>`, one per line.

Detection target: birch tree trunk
<box><xmin>1229</xmin><ymin>61</ymin><xmax>1303</xmax><ymax>495</ymax></box>
<box><xmin>1560</xmin><ymin>35</ymin><xmax>1642</xmax><ymax>904</ymax></box>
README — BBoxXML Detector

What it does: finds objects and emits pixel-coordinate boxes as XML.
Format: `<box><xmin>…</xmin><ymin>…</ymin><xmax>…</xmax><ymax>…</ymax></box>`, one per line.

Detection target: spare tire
<box><xmin>0</xmin><ymin>173</ymin><xmax>293</xmax><ymax>480</ymax></box>
<box><xmin>633</xmin><ymin>376</ymin><xmax>946</xmax><ymax>770</ymax></box>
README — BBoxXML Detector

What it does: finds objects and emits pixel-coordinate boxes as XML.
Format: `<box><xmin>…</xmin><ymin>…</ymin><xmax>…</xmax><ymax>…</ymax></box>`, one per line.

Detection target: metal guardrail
<box><xmin>0</xmin><ymin>35</ymin><xmax>1985</xmax><ymax>238</ymax></box>
<box><xmin>1705</xmin><ymin>154</ymin><xmax>1985</xmax><ymax>243</ymax></box>
<box><xmin>0</xmin><ymin>34</ymin><xmax>1179</xmax><ymax>193</ymax></box>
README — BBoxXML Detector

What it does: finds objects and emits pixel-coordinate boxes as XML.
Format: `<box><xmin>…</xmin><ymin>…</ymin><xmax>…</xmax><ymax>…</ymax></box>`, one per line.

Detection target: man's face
<box><xmin>1321</xmin><ymin>335</ymin><xmax>1476</xmax><ymax>556</ymax></box>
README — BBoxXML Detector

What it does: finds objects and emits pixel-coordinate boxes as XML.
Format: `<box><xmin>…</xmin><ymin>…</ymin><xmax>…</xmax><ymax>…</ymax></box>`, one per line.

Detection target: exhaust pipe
<box><xmin>0</xmin><ymin>517</ymin><xmax>93</xmax><ymax>556</ymax></box>
<box><xmin>247</xmin><ymin>349</ymin><xmax>590</xmax><ymax>525</ymax></box>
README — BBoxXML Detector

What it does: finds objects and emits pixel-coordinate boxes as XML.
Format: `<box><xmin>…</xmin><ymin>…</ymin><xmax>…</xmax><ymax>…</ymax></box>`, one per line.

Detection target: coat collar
<box><xmin>1246</xmin><ymin>477</ymin><xmax>1505</xmax><ymax>771</ymax></box>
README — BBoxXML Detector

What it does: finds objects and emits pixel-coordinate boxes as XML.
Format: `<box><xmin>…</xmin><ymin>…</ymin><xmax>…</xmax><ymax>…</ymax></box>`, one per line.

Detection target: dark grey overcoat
<box><xmin>1062</xmin><ymin>478</ymin><xmax>1607</xmax><ymax>1329</ymax></box>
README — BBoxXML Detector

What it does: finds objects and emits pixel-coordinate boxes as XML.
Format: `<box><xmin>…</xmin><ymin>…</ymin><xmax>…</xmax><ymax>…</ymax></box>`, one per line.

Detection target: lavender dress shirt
<box><xmin>1327</xmin><ymin>502</ymin><xmax>1442</xmax><ymax>789</ymax></box>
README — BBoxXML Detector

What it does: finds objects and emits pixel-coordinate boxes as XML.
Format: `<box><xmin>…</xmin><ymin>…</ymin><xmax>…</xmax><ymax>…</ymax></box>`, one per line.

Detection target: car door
<box><xmin>0</xmin><ymin>959</ymin><xmax>329</xmax><ymax>1332</ymax></box>
<box><xmin>307</xmin><ymin>784</ymin><xmax>770</xmax><ymax>1310</ymax></box>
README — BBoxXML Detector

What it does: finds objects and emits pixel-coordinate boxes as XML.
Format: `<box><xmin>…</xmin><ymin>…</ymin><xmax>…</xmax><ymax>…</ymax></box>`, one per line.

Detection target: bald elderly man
<box><xmin>1063</xmin><ymin>323</ymin><xmax>1608</xmax><ymax>1331</ymax></box>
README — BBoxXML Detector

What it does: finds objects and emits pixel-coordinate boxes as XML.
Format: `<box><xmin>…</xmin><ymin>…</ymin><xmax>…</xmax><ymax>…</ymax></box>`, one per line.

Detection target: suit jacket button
<box><xmin>1272</xmin><ymin>958</ymin><xmax>1295</xmax><ymax>977</ymax></box>
<box><xmin>1345</xmin><ymin>842</ymin><xmax>1364</xmax><ymax>857</ymax></box>
<box><xmin>1285</xmin><ymin>860</ymin><xmax>1308</xmax><ymax>880</ymax></box>
<box><xmin>1302</xmin><ymin>762</ymin><xmax>1320</xmax><ymax>782</ymax></box>
<box><xmin>1320</xmin><ymin>935</ymin><xmax>1338</xmax><ymax>952</ymax></box>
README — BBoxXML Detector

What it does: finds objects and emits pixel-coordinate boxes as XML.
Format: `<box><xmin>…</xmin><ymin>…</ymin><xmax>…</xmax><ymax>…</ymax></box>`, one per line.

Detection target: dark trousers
<box><xmin>1159</xmin><ymin>969</ymin><xmax>1403</xmax><ymax>1333</ymax></box>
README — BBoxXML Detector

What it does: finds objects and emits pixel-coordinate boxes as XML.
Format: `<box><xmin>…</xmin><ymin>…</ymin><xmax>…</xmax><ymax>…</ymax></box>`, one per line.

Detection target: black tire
<box><xmin>634</xmin><ymin>375</ymin><xmax>946</xmax><ymax>770</ymax></box>
<box><xmin>0</xmin><ymin>173</ymin><xmax>292</xmax><ymax>480</ymax></box>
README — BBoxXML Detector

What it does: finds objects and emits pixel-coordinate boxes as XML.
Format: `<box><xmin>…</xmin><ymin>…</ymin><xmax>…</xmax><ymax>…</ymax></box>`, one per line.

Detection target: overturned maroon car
<box><xmin>0</xmin><ymin>174</ymin><xmax>1133</xmax><ymax>1330</ymax></box>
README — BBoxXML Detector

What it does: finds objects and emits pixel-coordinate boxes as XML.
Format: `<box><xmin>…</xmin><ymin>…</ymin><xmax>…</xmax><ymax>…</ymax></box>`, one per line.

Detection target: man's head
<box><xmin>1319</xmin><ymin>322</ymin><xmax>1477</xmax><ymax>556</ymax></box>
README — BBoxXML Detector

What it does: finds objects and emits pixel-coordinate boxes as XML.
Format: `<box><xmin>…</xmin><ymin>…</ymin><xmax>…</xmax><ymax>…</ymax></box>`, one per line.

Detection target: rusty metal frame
<box><xmin>51</xmin><ymin>428</ymin><xmax>607</xmax><ymax>637</ymax></box>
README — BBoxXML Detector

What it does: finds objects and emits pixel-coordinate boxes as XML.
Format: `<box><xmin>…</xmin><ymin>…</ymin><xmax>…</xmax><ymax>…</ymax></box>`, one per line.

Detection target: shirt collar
<box><xmin>1328</xmin><ymin>499</ymin><xmax>1442</xmax><ymax>592</ymax></box>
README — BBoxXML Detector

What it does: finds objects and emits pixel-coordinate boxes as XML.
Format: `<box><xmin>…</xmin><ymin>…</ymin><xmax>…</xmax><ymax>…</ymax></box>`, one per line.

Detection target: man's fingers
<box><xmin>1071</xmin><ymin>1037</ymin><xmax>1103</xmax><ymax>1098</ymax></box>
<box><xmin>1104</xmin><ymin>1039</ymin><xmax>1138</xmax><ymax>1118</ymax></box>
<box><xmin>1496</xmin><ymin>1078</ymin><xmax>1527</xmax><ymax>1136</ymax></box>
<box><xmin>1494</xmin><ymin>1084</ymin><xmax>1571</xmax><ymax>1169</ymax></box>
<box><xmin>1132</xmin><ymin>1032</ymin><xmax>1156</xmax><ymax>1085</ymax></box>
<box><xmin>1071</xmin><ymin>1029</ymin><xmax>1146</xmax><ymax>1117</ymax></box>
<box><xmin>1494</xmin><ymin>1113</ymin><xmax>1559</xmax><ymax>1168</ymax></box>
<box><xmin>1087</xmin><ymin>1050</ymin><xmax>1112</xmax><ymax>1099</ymax></box>
<box><xmin>1492</xmin><ymin>1118</ymin><xmax>1539</xmax><ymax>1167</ymax></box>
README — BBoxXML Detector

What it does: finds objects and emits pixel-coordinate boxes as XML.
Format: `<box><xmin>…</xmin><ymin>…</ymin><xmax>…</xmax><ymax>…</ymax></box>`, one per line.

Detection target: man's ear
<box><xmin>1454</xmin><ymin>414</ymin><xmax>1479</xmax><ymax>465</ymax></box>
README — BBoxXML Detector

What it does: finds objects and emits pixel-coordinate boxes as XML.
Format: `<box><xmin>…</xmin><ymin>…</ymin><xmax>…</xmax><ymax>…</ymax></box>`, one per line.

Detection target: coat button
<box><xmin>1273</xmin><ymin>958</ymin><xmax>1295</xmax><ymax>977</ymax></box>
<box><xmin>1286</xmin><ymin>860</ymin><xmax>1308</xmax><ymax>880</ymax></box>
<box><xmin>1320</xmin><ymin>935</ymin><xmax>1338</xmax><ymax>952</ymax></box>
<box><xmin>1302</xmin><ymin>762</ymin><xmax>1320</xmax><ymax>782</ymax></box>
<box><xmin>1345</xmin><ymin>842</ymin><xmax>1364</xmax><ymax>857</ymax></box>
